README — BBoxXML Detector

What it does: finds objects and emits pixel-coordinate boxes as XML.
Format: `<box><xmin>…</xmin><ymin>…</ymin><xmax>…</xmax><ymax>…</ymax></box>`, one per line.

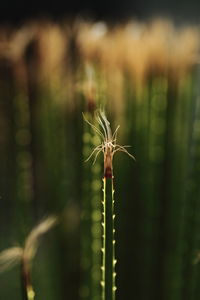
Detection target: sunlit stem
<box><xmin>101</xmin><ymin>163</ymin><xmax>116</xmax><ymax>300</ymax></box>
<box><xmin>21</xmin><ymin>257</ymin><xmax>35</xmax><ymax>300</ymax></box>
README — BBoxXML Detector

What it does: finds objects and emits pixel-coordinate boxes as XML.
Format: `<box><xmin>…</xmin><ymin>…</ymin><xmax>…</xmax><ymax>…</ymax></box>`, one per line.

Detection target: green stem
<box><xmin>102</xmin><ymin>176</ymin><xmax>116</xmax><ymax>300</ymax></box>
<box><xmin>81</xmin><ymin>110</ymin><xmax>101</xmax><ymax>300</ymax></box>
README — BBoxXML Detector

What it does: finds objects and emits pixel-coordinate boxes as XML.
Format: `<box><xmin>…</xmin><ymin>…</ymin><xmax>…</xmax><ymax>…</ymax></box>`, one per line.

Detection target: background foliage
<box><xmin>0</xmin><ymin>19</ymin><xmax>200</xmax><ymax>300</ymax></box>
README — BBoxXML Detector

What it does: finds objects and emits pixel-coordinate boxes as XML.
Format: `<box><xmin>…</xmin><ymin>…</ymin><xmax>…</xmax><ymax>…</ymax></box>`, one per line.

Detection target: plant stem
<box><xmin>81</xmin><ymin>110</ymin><xmax>102</xmax><ymax>300</ymax></box>
<box><xmin>21</xmin><ymin>259</ymin><xmax>35</xmax><ymax>300</ymax></box>
<box><xmin>102</xmin><ymin>175</ymin><xmax>116</xmax><ymax>300</ymax></box>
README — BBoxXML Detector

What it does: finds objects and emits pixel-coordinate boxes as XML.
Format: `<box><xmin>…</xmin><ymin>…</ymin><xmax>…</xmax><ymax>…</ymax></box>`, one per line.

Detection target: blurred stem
<box><xmin>102</xmin><ymin>176</ymin><xmax>116</xmax><ymax>300</ymax></box>
<box><xmin>81</xmin><ymin>110</ymin><xmax>102</xmax><ymax>300</ymax></box>
<box><xmin>21</xmin><ymin>258</ymin><xmax>35</xmax><ymax>300</ymax></box>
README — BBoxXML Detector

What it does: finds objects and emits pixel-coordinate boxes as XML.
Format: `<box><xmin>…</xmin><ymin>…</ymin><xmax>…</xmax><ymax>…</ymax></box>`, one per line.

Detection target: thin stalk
<box><xmin>102</xmin><ymin>172</ymin><xmax>116</xmax><ymax>300</ymax></box>
<box><xmin>21</xmin><ymin>258</ymin><xmax>35</xmax><ymax>300</ymax></box>
<box><xmin>83</xmin><ymin>110</ymin><xmax>133</xmax><ymax>300</ymax></box>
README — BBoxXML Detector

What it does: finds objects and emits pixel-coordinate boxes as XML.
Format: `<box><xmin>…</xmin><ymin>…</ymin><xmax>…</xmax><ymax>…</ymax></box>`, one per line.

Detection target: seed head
<box><xmin>83</xmin><ymin>109</ymin><xmax>135</xmax><ymax>177</ymax></box>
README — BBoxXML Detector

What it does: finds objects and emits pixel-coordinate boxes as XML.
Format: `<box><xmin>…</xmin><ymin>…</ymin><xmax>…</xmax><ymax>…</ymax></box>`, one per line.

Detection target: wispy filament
<box><xmin>83</xmin><ymin>110</ymin><xmax>135</xmax><ymax>178</ymax></box>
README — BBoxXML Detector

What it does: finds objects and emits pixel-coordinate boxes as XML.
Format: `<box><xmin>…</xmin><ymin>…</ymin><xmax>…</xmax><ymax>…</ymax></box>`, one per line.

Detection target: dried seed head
<box><xmin>83</xmin><ymin>109</ymin><xmax>135</xmax><ymax>176</ymax></box>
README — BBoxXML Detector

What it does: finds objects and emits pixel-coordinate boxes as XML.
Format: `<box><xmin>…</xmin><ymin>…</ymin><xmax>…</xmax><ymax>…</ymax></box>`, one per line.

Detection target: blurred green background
<box><xmin>0</xmin><ymin>19</ymin><xmax>200</xmax><ymax>300</ymax></box>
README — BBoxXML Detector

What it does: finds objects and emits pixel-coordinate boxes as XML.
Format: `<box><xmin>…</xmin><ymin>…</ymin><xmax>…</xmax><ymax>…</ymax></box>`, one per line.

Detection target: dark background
<box><xmin>1</xmin><ymin>0</ymin><xmax>200</xmax><ymax>23</ymax></box>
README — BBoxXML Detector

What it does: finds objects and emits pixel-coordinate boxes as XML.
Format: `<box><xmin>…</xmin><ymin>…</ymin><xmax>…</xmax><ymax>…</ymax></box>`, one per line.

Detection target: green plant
<box><xmin>84</xmin><ymin>110</ymin><xmax>134</xmax><ymax>300</ymax></box>
<box><xmin>0</xmin><ymin>216</ymin><xmax>57</xmax><ymax>300</ymax></box>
